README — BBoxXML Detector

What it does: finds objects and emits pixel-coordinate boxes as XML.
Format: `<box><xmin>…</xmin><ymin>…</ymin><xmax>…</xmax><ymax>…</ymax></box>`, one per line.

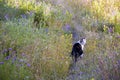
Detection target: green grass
<box><xmin>0</xmin><ymin>51</ymin><xmax>33</xmax><ymax>80</ymax></box>
<box><xmin>0</xmin><ymin>17</ymin><xmax>72</xmax><ymax>80</ymax></box>
<box><xmin>0</xmin><ymin>0</ymin><xmax>120</xmax><ymax>80</ymax></box>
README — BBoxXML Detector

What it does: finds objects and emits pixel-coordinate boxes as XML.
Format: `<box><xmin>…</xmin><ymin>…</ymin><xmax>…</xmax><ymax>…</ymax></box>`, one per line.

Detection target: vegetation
<box><xmin>0</xmin><ymin>0</ymin><xmax>120</xmax><ymax>80</ymax></box>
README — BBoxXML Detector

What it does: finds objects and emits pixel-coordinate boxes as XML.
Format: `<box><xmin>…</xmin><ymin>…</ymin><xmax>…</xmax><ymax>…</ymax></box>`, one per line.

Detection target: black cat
<box><xmin>71</xmin><ymin>38</ymin><xmax>86</xmax><ymax>62</ymax></box>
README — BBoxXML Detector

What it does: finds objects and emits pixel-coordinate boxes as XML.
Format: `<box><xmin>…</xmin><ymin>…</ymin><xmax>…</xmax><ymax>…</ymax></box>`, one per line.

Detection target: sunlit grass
<box><xmin>0</xmin><ymin>0</ymin><xmax>120</xmax><ymax>80</ymax></box>
<box><xmin>65</xmin><ymin>0</ymin><xmax>120</xmax><ymax>32</ymax></box>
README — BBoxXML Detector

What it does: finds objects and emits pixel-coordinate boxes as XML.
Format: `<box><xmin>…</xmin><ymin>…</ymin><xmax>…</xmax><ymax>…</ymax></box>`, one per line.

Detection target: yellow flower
<box><xmin>91</xmin><ymin>78</ymin><xmax>95</xmax><ymax>80</ymax></box>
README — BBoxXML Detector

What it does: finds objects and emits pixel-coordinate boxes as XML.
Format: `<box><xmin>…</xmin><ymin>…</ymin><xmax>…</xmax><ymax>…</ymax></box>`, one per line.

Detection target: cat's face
<box><xmin>80</xmin><ymin>38</ymin><xmax>86</xmax><ymax>45</ymax></box>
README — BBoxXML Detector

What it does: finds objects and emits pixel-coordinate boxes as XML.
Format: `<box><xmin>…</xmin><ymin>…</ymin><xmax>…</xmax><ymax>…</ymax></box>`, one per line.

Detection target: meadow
<box><xmin>0</xmin><ymin>0</ymin><xmax>120</xmax><ymax>80</ymax></box>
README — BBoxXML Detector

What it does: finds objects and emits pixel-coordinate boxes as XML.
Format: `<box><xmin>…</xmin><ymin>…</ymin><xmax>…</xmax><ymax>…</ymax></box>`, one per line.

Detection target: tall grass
<box><xmin>66</xmin><ymin>0</ymin><xmax>120</xmax><ymax>32</ymax></box>
<box><xmin>0</xmin><ymin>0</ymin><xmax>120</xmax><ymax>80</ymax></box>
<box><xmin>83</xmin><ymin>33</ymin><xmax>120</xmax><ymax>80</ymax></box>
<box><xmin>56</xmin><ymin>0</ymin><xmax>120</xmax><ymax>79</ymax></box>
<box><xmin>0</xmin><ymin>16</ymin><xmax>72</xmax><ymax>79</ymax></box>
<box><xmin>0</xmin><ymin>0</ymin><xmax>72</xmax><ymax>80</ymax></box>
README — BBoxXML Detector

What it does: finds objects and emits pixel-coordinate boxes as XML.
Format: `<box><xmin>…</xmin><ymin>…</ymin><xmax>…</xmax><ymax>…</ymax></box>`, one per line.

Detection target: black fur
<box><xmin>71</xmin><ymin>43</ymin><xmax>83</xmax><ymax>62</ymax></box>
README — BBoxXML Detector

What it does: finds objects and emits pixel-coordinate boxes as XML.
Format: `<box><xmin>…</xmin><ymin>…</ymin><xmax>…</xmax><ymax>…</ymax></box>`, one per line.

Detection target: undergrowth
<box><xmin>0</xmin><ymin>0</ymin><xmax>120</xmax><ymax>80</ymax></box>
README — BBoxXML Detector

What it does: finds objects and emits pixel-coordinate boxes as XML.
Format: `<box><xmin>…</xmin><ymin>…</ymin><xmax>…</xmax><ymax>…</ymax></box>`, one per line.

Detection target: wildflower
<box><xmin>21</xmin><ymin>53</ymin><xmax>25</xmax><ymax>57</ymax></box>
<box><xmin>65</xmin><ymin>24</ymin><xmax>70</xmax><ymax>31</ymax></box>
<box><xmin>27</xmin><ymin>63</ymin><xmax>31</xmax><ymax>67</ymax></box>
<box><xmin>5</xmin><ymin>56</ymin><xmax>10</xmax><ymax>60</ymax></box>
<box><xmin>0</xmin><ymin>62</ymin><xmax>4</xmax><ymax>65</ymax></box>
<box><xmin>108</xmin><ymin>27</ymin><xmax>113</xmax><ymax>33</ymax></box>
<box><xmin>29</xmin><ymin>11</ymin><xmax>33</xmax><ymax>16</ymax></box>
<box><xmin>4</xmin><ymin>14</ymin><xmax>9</xmax><ymax>20</ymax></box>
<box><xmin>9</xmin><ymin>48</ymin><xmax>12</xmax><ymax>51</ymax></box>
<box><xmin>117</xmin><ymin>60</ymin><xmax>120</xmax><ymax>65</ymax></box>
<box><xmin>116</xmin><ymin>36</ymin><xmax>120</xmax><ymax>38</ymax></box>
<box><xmin>2</xmin><ymin>49</ymin><xmax>7</xmax><ymax>54</ymax></box>
<box><xmin>78</xmin><ymin>71</ymin><xmax>83</xmax><ymax>76</ymax></box>
<box><xmin>21</xmin><ymin>14</ymin><xmax>26</xmax><ymax>18</ymax></box>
